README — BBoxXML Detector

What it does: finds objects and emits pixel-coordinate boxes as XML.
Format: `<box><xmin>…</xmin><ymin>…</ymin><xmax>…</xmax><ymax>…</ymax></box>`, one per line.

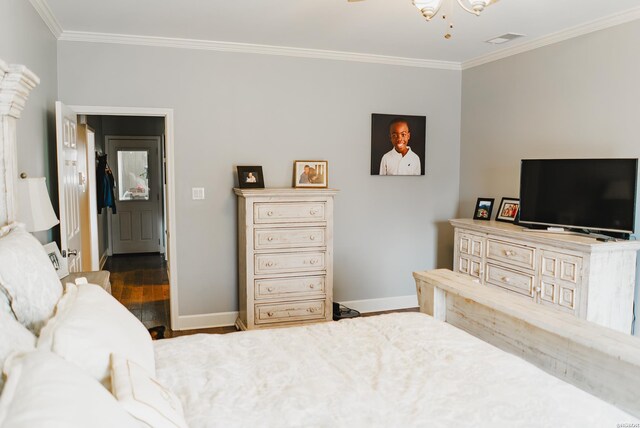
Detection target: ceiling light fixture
<box><xmin>412</xmin><ymin>0</ymin><xmax>498</xmax><ymax>39</ymax></box>
<box><xmin>348</xmin><ymin>0</ymin><xmax>498</xmax><ymax>39</ymax></box>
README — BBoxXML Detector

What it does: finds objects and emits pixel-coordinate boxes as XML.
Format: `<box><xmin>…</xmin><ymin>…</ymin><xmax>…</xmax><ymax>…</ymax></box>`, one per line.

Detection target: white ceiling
<box><xmin>43</xmin><ymin>0</ymin><xmax>640</xmax><ymax>65</ymax></box>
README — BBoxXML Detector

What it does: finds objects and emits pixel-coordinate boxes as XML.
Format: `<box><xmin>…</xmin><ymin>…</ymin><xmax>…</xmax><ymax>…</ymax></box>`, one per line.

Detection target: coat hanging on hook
<box><xmin>96</xmin><ymin>153</ymin><xmax>117</xmax><ymax>214</ymax></box>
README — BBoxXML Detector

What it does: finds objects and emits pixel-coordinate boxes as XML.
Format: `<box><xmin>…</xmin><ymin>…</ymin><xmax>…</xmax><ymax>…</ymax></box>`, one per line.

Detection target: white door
<box><xmin>107</xmin><ymin>136</ymin><xmax>162</xmax><ymax>254</ymax></box>
<box><xmin>55</xmin><ymin>102</ymin><xmax>83</xmax><ymax>272</ymax></box>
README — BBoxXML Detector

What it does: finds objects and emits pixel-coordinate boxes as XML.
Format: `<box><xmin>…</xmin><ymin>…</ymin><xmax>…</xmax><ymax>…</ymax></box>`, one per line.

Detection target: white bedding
<box><xmin>155</xmin><ymin>313</ymin><xmax>636</xmax><ymax>427</ymax></box>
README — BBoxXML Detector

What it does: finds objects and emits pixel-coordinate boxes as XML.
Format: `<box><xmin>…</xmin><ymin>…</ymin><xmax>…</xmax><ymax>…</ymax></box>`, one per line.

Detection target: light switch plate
<box><xmin>192</xmin><ymin>187</ymin><xmax>205</xmax><ymax>200</ymax></box>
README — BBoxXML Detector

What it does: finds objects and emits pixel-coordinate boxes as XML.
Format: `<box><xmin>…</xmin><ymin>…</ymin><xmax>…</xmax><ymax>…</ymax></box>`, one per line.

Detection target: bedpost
<box><xmin>415</xmin><ymin>274</ymin><xmax>447</xmax><ymax>321</ymax></box>
<box><xmin>0</xmin><ymin>59</ymin><xmax>40</xmax><ymax>227</ymax></box>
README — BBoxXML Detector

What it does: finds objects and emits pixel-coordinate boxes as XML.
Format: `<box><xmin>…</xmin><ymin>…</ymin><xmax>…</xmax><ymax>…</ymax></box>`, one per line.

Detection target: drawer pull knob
<box><xmin>310</xmin><ymin>209</ymin><xmax>317</xmax><ymax>215</ymax></box>
<box><xmin>502</xmin><ymin>276</ymin><xmax>511</xmax><ymax>283</ymax></box>
<box><xmin>309</xmin><ymin>284</ymin><xmax>315</xmax><ymax>289</ymax></box>
<box><xmin>504</xmin><ymin>250</ymin><xmax>515</xmax><ymax>257</ymax></box>
<box><xmin>267</xmin><ymin>311</ymin><xmax>274</xmax><ymax>317</ymax></box>
<box><xmin>267</xmin><ymin>211</ymin><xmax>274</xmax><ymax>216</ymax></box>
<box><xmin>267</xmin><ymin>236</ymin><xmax>274</xmax><ymax>241</ymax></box>
<box><xmin>310</xmin><ymin>235</ymin><xmax>316</xmax><ymax>240</ymax></box>
<box><xmin>535</xmin><ymin>286</ymin><xmax>542</xmax><ymax>293</ymax></box>
<box><xmin>310</xmin><ymin>259</ymin><xmax>317</xmax><ymax>265</ymax></box>
<box><xmin>308</xmin><ymin>307</ymin><xmax>317</xmax><ymax>313</ymax></box>
<box><xmin>267</xmin><ymin>287</ymin><xmax>274</xmax><ymax>292</ymax></box>
<box><xmin>266</xmin><ymin>261</ymin><xmax>274</xmax><ymax>267</ymax></box>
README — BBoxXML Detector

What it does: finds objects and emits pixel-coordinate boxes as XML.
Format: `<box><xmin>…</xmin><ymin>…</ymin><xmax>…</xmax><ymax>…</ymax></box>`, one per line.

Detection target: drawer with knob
<box><xmin>485</xmin><ymin>263</ymin><xmax>534</xmax><ymax>297</ymax></box>
<box><xmin>254</xmin><ymin>202</ymin><xmax>325</xmax><ymax>224</ymax></box>
<box><xmin>486</xmin><ymin>239</ymin><xmax>536</xmax><ymax>270</ymax></box>
<box><xmin>254</xmin><ymin>227</ymin><xmax>325</xmax><ymax>250</ymax></box>
<box><xmin>255</xmin><ymin>251</ymin><xmax>325</xmax><ymax>275</ymax></box>
<box><xmin>255</xmin><ymin>299</ymin><xmax>326</xmax><ymax>325</ymax></box>
<box><xmin>255</xmin><ymin>276</ymin><xmax>326</xmax><ymax>300</ymax></box>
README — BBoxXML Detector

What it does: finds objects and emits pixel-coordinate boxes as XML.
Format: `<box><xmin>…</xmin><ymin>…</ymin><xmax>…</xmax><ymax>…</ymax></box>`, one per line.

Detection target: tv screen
<box><xmin>519</xmin><ymin>159</ymin><xmax>638</xmax><ymax>235</ymax></box>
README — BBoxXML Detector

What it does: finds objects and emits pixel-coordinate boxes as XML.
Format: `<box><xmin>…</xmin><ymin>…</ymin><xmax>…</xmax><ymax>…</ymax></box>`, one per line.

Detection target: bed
<box><xmin>1</xmin><ymin>59</ymin><xmax>640</xmax><ymax>428</ymax></box>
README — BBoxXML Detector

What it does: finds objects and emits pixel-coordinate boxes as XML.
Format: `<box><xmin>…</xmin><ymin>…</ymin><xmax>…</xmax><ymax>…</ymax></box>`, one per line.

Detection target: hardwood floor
<box><xmin>105</xmin><ymin>253</ymin><xmax>170</xmax><ymax>332</ymax></box>
<box><xmin>106</xmin><ymin>253</ymin><xmax>419</xmax><ymax>338</ymax></box>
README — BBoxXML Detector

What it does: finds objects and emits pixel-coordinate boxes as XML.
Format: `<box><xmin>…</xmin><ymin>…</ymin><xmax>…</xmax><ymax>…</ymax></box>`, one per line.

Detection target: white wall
<box><xmin>58</xmin><ymin>42</ymin><xmax>462</xmax><ymax>317</ymax></box>
<box><xmin>460</xmin><ymin>20</ymin><xmax>640</xmax><ymax>333</ymax></box>
<box><xmin>0</xmin><ymin>0</ymin><xmax>58</xmax><ymax>243</ymax></box>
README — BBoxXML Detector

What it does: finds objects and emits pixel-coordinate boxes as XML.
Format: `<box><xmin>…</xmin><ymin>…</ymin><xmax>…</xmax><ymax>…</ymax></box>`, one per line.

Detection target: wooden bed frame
<box><xmin>415</xmin><ymin>269</ymin><xmax>640</xmax><ymax>418</ymax></box>
<box><xmin>2</xmin><ymin>58</ymin><xmax>639</xmax><ymax>419</ymax></box>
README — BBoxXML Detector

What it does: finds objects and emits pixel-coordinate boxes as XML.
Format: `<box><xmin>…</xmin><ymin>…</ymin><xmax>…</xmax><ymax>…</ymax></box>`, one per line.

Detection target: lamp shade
<box><xmin>17</xmin><ymin>177</ymin><xmax>59</xmax><ymax>232</ymax></box>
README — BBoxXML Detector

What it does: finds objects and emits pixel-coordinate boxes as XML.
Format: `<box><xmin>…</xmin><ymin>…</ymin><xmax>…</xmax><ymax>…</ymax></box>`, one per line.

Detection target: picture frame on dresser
<box><xmin>495</xmin><ymin>197</ymin><xmax>520</xmax><ymax>223</ymax></box>
<box><xmin>236</xmin><ymin>166</ymin><xmax>265</xmax><ymax>189</ymax></box>
<box><xmin>472</xmin><ymin>198</ymin><xmax>494</xmax><ymax>220</ymax></box>
<box><xmin>294</xmin><ymin>161</ymin><xmax>328</xmax><ymax>188</ymax></box>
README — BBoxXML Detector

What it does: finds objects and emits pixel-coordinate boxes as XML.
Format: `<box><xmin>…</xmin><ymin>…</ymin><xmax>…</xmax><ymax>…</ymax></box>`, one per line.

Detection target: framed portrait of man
<box><xmin>370</xmin><ymin>113</ymin><xmax>426</xmax><ymax>176</ymax></box>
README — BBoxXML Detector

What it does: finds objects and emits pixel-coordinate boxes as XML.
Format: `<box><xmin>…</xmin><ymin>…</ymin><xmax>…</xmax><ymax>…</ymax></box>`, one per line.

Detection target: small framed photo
<box><xmin>293</xmin><ymin>161</ymin><xmax>328</xmax><ymax>188</ymax></box>
<box><xmin>43</xmin><ymin>242</ymin><xmax>69</xmax><ymax>279</ymax></box>
<box><xmin>236</xmin><ymin>166</ymin><xmax>265</xmax><ymax>189</ymax></box>
<box><xmin>473</xmin><ymin>198</ymin><xmax>495</xmax><ymax>220</ymax></box>
<box><xmin>496</xmin><ymin>197</ymin><xmax>520</xmax><ymax>223</ymax></box>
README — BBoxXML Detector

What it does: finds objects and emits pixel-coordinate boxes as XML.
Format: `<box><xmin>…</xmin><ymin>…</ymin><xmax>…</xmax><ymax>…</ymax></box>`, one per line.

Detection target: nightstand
<box><xmin>61</xmin><ymin>271</ymin><xmax>111</xmax><ymax>294</ymax></box>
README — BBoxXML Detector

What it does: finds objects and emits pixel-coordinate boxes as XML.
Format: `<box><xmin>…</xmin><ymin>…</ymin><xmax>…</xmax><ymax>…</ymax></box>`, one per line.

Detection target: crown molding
<box><xmin>462</xmin><ymin>6</ymin><xmax>640</xmax><ymax>70</ymax></box>
<box><xmin>28</xmin><ymin>0</ymin><xmax>63</xmax><ymax>38</ymax></box>
<box><xmin>58</xmin><ymin>31</ymin><xmax>462</xmax><ymax>71</ymax></box>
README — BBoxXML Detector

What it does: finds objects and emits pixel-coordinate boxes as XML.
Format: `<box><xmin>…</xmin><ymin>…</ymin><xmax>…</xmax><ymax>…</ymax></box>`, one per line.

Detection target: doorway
<box><xmin>88</xmin><ymin>115</ymin><xmax>168</xmax><ymax>327</ymax></box>
<box><xmin>56</xmin><ymin>104</ymin><xmax>178</xmax><ymax>330</ymax></box>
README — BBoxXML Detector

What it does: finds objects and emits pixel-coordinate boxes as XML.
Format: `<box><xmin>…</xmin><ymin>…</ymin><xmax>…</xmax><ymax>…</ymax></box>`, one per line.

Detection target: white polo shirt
<box><xmin>379</xmin><ymin>147</ymin><xmax>421</xmax><ymax>175</ymax></box>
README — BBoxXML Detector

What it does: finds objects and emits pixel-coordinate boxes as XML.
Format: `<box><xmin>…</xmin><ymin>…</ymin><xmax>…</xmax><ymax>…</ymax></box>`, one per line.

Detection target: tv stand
<box><xmin>451</xmin><ymin>219</ymin><xmax>640</xmax><ymax>334</ymax></box>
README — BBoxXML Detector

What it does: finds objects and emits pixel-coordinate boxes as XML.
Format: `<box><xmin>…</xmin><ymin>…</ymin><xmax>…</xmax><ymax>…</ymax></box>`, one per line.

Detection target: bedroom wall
<box><xmin>0</xmin><ymin>0</ymin><xmax>58</xmax><ymax>244</ymax></box>
<box><xmin>460</xmin><ymin>19</ymin><xmax>640</xmax><ymax>334</ymax></box>
<box><xmin>57</xmin><ymin>42</ymin><xmax>462</xmax><ymax>320</ymax></box>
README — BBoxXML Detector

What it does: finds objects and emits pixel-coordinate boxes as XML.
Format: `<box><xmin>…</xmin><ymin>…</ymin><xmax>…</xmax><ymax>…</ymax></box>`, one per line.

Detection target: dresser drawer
<box><xmin>255</xmin><ymin>300</ymin><xmax>326</xmax><ymax>325</ymax></box>
<box><xmin>254</xmin><ymin>227</ymin><xmax>325</xmax><ymax>250</ymax></box>
<box><xmin>255</xmin><ymin>252</ymin><xmax>325</xmax><ymax>275</ymax></box>
<box><xmin>254</xmin><ymin>202</ymin><xmax>325</xmax><ymax>224</ymax></box>
<box><xmin>539</xmin><ymin>279</ymin><xmax>577</xmax><ymax>314</ymax></box>
<box><xmin>486</xmin><ymin>239</ymin><xmax>535</xmax><ymax>270</ymax></box>
<box><xmin>485</xmin><ymin>263</ymin><xmax>534</xmax><ymax>297</ymax></box>
<box><xmin>540</xmin><ymin>250</ymin><xmax>582</xmax><ymax>284</ymax></box>
<box><xmin>255</xmin><ymin>276</ymin><xmax>325</xmax><ymax>300</ymax></box>
<box><xmin>458</xmin><ymin>232</ymin><xmax>484</xmax><ymax>257</ymax></box>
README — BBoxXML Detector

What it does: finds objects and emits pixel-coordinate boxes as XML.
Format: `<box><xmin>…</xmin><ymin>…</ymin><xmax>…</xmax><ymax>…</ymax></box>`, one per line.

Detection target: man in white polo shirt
<box><xmin>379</xmin><ymin>118</ymin><xmax>421</xmax><ymax>175</ymax></box>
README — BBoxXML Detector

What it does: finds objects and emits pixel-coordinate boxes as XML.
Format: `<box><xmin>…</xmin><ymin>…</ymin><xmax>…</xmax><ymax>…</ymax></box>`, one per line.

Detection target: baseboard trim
<box><xmin>99</xmin><ymin>252</ymin><xmax>108</xmax><ymax>269</ymax></box>
<box><xmin>174</xmin><ymin>311</ymin><xmax>238</xmax><ymax>331</ymax></box>
<box><xmin>338</xmin><ymin>295</ymin><xmax>418</xmax><ymax>313</ymax></box>
<box><xmin>173</xmin><ymin>295</ymin><xmax>418</xmax><ymax>330</ymax></box>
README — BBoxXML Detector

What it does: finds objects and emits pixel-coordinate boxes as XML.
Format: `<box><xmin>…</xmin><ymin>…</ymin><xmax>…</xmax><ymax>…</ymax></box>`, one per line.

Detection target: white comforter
<box><xmin>154</xmin><ymin>313</ymin><xmax>636</xmax><ymax>427</ymax></box>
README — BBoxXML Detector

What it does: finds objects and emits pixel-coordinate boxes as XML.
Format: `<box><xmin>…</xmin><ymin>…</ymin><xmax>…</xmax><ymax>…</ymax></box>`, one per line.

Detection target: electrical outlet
<box><xmin>192</xmin><ymin>187</ymin><xmax>205</xmax><ymax>200</ymax></box>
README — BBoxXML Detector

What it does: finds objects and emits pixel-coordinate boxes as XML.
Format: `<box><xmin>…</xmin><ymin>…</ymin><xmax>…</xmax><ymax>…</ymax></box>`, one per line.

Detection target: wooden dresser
<box><xmin>450</xmin><ymin>219</ymin><xmax>640</xmax><ymax>333</ymax></box>
<box><xmin>234</xmin><ymin>188</ymin><xmax>337</xmax><ymax>330</ymax></box>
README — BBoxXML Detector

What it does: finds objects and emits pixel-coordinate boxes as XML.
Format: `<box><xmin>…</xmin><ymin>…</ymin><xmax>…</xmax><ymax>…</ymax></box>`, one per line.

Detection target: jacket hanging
<box><xmin>96</xmin><ymin>153</ymin><xmax>117</xmax><ymax>214</ymax></box>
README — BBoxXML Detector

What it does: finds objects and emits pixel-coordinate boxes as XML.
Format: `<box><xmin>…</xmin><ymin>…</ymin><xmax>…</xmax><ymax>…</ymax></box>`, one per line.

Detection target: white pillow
<box><xmin>111</xmin><ymin>354</ymin><xmax>188</xmax><ymax>428</ymax></box>
<box><xmin>0</xmin><ymin>350</ymin><xmax>141</xmax><ymax>428</ymax></box>
<box><xmin>37</xmin><ymin>283</ymin><xmax>155</xmax><ymax>389</ymax></box>
<box><xmin>0</xmin><ymin>311</ymin><xmax>36</xmax><ymax>393</ymax></box>
<box><xmin>0</xmin><ymin>224</ymin><xmax>62</xmax><ymax>334</ymax></box>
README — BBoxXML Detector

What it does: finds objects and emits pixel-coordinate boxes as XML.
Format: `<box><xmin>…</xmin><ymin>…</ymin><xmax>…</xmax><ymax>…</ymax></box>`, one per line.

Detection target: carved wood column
<box><xmin>0</xmin><ymin>59</ymin><xmax>40</xmax><ymax>226</ymax></box>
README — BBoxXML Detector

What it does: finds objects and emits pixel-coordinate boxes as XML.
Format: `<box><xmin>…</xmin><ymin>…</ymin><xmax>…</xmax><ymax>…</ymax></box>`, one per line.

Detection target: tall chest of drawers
<box><xmin>451</xmin><ymin>218</ymin><xmax>640</xmax><ymax>333</ymax></box>
<box><xmin>234</xmin><ymin>188</ymin><xmax>338</xmax><ymax>330</ymax></box>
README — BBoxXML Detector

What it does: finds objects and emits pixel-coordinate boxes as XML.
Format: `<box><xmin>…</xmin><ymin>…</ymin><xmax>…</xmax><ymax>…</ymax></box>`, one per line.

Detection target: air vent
<box><xmin>485</xmin><ymin>33</ymin><xmax>525</xmax><ymax>45</ymax></box>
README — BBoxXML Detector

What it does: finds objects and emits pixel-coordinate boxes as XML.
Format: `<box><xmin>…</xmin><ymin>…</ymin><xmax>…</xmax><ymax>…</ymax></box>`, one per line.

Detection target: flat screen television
<box><xmin>519</xmin><ymin>158</ymin><xmax>638</xmax><ymax>237</ymax></box>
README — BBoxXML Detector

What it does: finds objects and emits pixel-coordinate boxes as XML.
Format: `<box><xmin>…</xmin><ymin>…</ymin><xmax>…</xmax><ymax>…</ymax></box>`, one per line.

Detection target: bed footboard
<box><xmin>414</xmin><ymin>269</ymin><xmax>640</xmax><ymax>418</ymax></box>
